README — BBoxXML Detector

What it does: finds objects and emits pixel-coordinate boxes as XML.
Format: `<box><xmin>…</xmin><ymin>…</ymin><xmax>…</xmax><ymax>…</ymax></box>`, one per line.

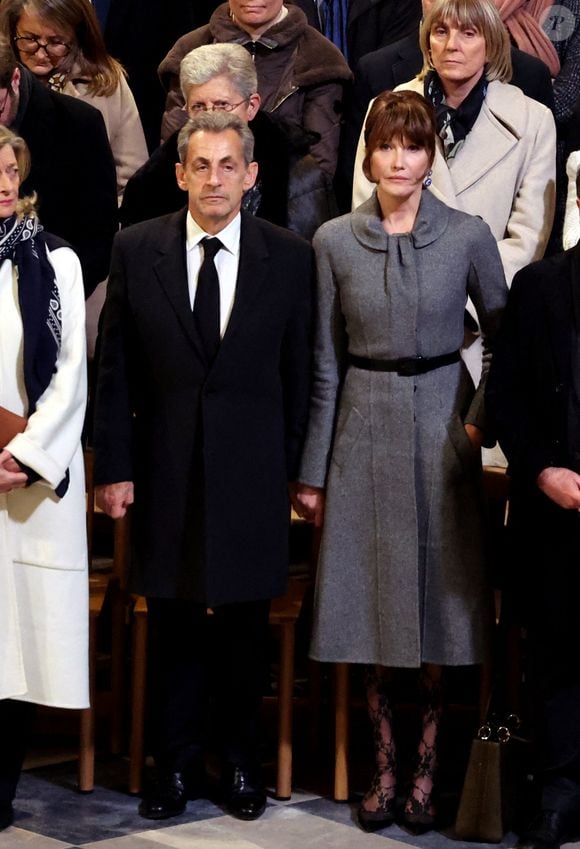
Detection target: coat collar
<box><xmin>151</xmin><ymin>209</ymin><xmax>271</xmax><ymax>369</ymax></box>
<box><xmin>400</xmin><ymin>77</ymin><xmax>527</xmax><ymax>199</ymax></box>
<box><xmin>351</xmin><ymin>188</ymin><xmax>450</xmax><ymax>250</ymax></box>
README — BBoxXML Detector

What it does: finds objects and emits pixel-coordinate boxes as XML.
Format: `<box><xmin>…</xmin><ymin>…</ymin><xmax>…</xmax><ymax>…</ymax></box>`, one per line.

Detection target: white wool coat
<box><xmin>0</xmin><ymin>245</ymin><xmax>88</xmax><ymax>708</ymax></box>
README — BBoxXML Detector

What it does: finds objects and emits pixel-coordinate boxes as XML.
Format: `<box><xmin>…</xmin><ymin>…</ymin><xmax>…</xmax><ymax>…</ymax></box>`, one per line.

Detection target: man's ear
<box><xmin>175</xmin><ymin>162</ymin><xmax>187</xmax><ymax>192</ymax></box>
<box><xmin>246</xmin><ymin>92</ymin><xmax>261</xmax><ymax>121</ymax></box>
<box><xmin>243</xmin><ymin>160</ymin><xmax>258</xmax><ymax>192</ymax></box>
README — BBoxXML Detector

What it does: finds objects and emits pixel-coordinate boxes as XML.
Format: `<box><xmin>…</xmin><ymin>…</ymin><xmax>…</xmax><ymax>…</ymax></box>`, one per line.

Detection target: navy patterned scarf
<box><xmin>424</xmin><ymin>70</ymin><xmax>487</xmax><ymax>161</ymax></box>
<box><xmin>0</xmin><ymin>213</ymin><xmax>68</xmax><ymax>496</ymax></box>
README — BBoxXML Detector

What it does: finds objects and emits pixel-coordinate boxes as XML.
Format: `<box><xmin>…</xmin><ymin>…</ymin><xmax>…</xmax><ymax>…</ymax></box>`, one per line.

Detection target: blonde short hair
<box><xmin>0</xmin><ymin>125</ymin><xmax>36</xmax><ymax>216</ymax></box>
<box><xmin>419</xmin><ymin>0</ymin><xmax>512</xmax><ymax>83</ymax></box>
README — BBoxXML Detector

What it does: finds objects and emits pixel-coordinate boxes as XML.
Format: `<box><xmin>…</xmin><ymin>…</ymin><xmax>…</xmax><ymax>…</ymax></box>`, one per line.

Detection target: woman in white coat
<box><xmin>353</xmin><ymin>0</ymin><xmax>556</xmax><ymax>292</ymax></box>
<box><xmin>0</xmin><ymin>126</ymin><xmax>88</xmax><ymax>832</ymax></box>
<box><xmin>0</xmin><ymin>0</ymin><xmax>148</xmax><ymax>202</ymax></box>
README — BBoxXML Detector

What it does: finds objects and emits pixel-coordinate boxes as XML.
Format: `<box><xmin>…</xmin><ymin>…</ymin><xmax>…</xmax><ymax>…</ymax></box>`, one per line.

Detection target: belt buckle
<box><xmin>397</xmin><ymin>356</ymin><xmax>422</xmax><ymax>377</ymax></box>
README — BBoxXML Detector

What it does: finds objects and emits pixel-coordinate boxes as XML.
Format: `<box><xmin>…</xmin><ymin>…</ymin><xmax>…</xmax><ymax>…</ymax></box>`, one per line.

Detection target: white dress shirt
<box><xmin>185</xmin><ymin>212</ymin><xmax>241</xmax><ymax>338</ymax></box>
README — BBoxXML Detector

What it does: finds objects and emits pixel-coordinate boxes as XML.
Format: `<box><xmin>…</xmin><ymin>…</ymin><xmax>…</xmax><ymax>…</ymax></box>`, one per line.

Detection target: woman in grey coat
<box><xmin>295</xmin><ymin>91</ymin><xmax>507</xmax><ymax>833</ymax></box>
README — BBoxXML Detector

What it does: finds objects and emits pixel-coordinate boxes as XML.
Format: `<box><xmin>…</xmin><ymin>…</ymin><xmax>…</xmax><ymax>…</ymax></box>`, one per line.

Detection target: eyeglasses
<box><xmin>187</xmin><ymin>98</ymin><xmax>249</xmax><ymax>114</ymax></box>
<box><xmin>14</xmin><ymin>32</ymin><xmax>71</xmax><ymax>58</ymax></box>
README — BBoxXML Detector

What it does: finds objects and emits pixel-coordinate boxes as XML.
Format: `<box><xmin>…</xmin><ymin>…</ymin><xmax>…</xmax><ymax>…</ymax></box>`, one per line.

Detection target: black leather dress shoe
<box><xmin>223</xmin><ymin>766</ymin><xmax>267</xmax><ymax>821</ymax></box>
<box><xmin>0</xmin><ymin>803</ymin><xmax>14</xmax><ymax>831</ymax></box>
<box><xmin>517</xmin><ymin>810</ymin><xmax>572</xmax><ymax>849</ymax></box>
<box><xmin>138</xmin><ymin>771</ymin><xmax>190</xmax><ymax>820</ymax></box>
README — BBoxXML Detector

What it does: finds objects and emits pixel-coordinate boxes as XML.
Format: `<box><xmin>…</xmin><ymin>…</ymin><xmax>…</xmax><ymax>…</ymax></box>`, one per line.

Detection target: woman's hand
<box><xmin>0</xmin><ymin>449</ymin><xmax>28</xmax><ymax>493</ymax></box>
<box><xmin>290</xmin><ymin>483</ymin><xmax>326</xmax><ymax>527</ymax></box>
<box><xmin>464</xmin><ymin>423</ymin><xmax>484</xmax><ymax>451</ymax></box>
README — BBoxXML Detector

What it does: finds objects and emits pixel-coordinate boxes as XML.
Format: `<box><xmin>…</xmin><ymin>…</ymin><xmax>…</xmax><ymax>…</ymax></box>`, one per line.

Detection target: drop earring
<box><xmin>423</xmin><ymin>170</ymin><xmax>432</xmax><ymax>189</ymax></box>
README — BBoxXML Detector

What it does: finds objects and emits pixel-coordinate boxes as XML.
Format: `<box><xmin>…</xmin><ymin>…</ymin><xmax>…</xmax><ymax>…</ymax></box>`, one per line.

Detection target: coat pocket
<box><xmin>8</xmin><ymin>479</ymin><xmax>87</xmax><ymax>571</ymax></box>
<box><xmin>331</xmin><ymin>406</ymin><xmax>365</xmax><ymax>471</ymax></box>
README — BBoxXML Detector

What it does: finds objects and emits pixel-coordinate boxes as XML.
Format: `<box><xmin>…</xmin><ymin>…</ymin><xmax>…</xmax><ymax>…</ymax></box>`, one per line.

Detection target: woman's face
<box><xmin>15</xmin><ymin>6</ymin><xmax>73</xmax><ymax>79</ymax></box>
<box><xmin>428</xmin><ymin>19</ymin><xmax>487</xmax><ymax>92</ymax></box>
<box><xmin>369</xmin><ymin>137</ymin><xmax>431</xmax><ymax>203</ymax></box>
<box><xmin>228</xmin><ymin>0</ymin><xmax>284</xmax><ymax>36</ymax></box>
<box><xmin>0</xmin><ymin>145</ymin><xmax>20</xmax><ymax>219</ymax></box>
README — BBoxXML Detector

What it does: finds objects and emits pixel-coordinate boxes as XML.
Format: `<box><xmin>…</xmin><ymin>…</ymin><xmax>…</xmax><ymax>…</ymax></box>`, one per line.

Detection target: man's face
<box><xmin>185</xmin><ymin>75</ymin><xmax>260</xmax><ymax>122</ymax></box>
<box><xmin>175</xmin><ymin>128</ymin><xmax>258</xmax><ymax>234</ymax></box>
<box><xmin>0</xmin><ymin>68</ymin><xmax>21</xmax><ymax>127</ymax></box>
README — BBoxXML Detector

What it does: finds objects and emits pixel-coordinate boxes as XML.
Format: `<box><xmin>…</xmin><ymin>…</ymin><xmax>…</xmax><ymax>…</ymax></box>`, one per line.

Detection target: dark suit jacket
<box><xmin>16</xmin><ymin>70</ymin><xmax>118</xmax><ymax>297</ymax></box>
<box><xmin>93</xmin><ymin>209</ymin><xmax>313</xmax><ymax>606</ymax></box>
<box><xmin>336</xmin><ymin>36</ymin><xmax>556</xmax><ymax>210</ymax></box>
<box><xmin>486</xmin><ymin>245</ymin><xmax>580</xmax><ymax>769</ymax></box>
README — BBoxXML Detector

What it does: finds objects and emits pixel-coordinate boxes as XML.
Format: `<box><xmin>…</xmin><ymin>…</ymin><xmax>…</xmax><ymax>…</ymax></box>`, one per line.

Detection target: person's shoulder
<box><xmin>246</xmin><ymin>213</ymin><xmax>312</xmax><ymax>255</ymax></box>
<box><xmin>312</xmin><ymin>212</ymin><xmax>352</xmax><ymax>248</ymax></box>
<box><xmin>41</xmin><ymin>230</ymin><xmax>71</xmax><ymax>253</ymax></box>
<box><xmin>485</xmin><ymin>80</ymin><xmax>552</xmax><ymax>125</ymax></box>
<box><xmin>116</xmin><ymin>209</ymin><xmax>185</xmax><ymax>248</ymax></box>
<box><xmin>358</xmin><ymin>32</ymin><xmax>419</xmax><ymax>75</ymax></box>
<box><xmin>292</xmin><ymin>18</ymin><xmax>352</xmax><ymax>80</ymax></box>
<box><xmin>513</xmin><ymin>250</ymin><xmax>575</xmax><ymax>292</ymax></box>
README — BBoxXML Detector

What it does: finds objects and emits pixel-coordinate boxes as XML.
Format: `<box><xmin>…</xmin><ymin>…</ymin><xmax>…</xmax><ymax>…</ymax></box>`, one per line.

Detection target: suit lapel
<box><xmin>151</xmin><ymin>209</ymin><xmax>206</xmax><ymax>364</ymax></box>
<box><xmin>217</xmin><ymin>213</ymin><xmax>270</xmax><ymax>355</ymax></box>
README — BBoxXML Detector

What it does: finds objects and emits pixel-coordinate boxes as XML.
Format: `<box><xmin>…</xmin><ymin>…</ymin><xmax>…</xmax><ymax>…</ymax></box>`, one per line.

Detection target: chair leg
<box><xmin>109</xmin><ymin>582</ymin><xmax>125</xmax><ymax>755</ymax></box>
<box><xmin>79</xmin><ymin>611</ymin><xmax>98</xmax><ymax>792</ymax></box>
<box><xmin>334</xmin><ymin>662</ymin><xmax>349</xmax><ymax>802</ymax></box>
<box><xmin>129</xmin><ymin>603</ymin><xmax>147</xmax><ymax>795</ymax></box>
<box><xmin>276</xmin><ymin>621</ymin><xmax>295</xmax><ymax>800</ymax></box>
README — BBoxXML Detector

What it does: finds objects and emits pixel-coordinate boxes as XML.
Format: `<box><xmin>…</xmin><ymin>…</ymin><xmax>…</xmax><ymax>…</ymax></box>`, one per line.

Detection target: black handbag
<box><xmin>455</xmin><ymin>713</ymin><xmax>529</xmax><ymax>842</ymax></box>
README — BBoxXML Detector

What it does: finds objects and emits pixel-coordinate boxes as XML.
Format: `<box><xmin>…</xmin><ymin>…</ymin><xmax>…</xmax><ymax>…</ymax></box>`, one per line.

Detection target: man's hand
<box><xmin>96</xmin><ymin>481</ymin><xmax>134</xmax><ymax>518</ymax></box>
<box><xmin>291</xmin><ymin>483</ymin><xmax>325</xmax><ymax>527</ymax></box>
<box><xmin>0</xmin><ymin>449</ymin><xmax>27</xmax><ymax>493</ymax></box>
<box><xmin>536</xmin><ymin>467</ymin><xmax>580</xmax><ymax>509</ymax></box>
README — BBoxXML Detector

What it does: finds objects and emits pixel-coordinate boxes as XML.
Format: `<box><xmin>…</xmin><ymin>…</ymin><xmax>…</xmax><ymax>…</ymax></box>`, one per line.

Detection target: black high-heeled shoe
<box><xmin>401</xmin><ymin>783</ymin><xmax>436</xmax><ymax>834</ymax></box>
<box><xmin>357</xmin><ymin>768</ymin><xmax>397</xmax><ymax>833</ymax></box>
<box><xmin>357</xmin><ymin>798</ymin><xmax>397</xmax><ymax>832</ymax></box>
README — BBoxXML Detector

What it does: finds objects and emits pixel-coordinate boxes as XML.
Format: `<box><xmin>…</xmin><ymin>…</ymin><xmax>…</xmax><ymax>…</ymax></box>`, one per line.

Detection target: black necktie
<box><xmin>194</xmin><ymin>237</ymin><xmax>222</xmax><ymax>363</ymax></box>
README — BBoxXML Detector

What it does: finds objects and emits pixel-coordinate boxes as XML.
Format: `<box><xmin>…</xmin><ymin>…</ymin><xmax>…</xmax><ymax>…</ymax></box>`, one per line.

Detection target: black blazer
<box><xmin>94</xmin><ymin>210</ymin><xmax>313</xmax><ymax>605</ymax></box>
<box><xmin>17</xmin><ymin>70</ymin><xmax>117</xmax><ymax>297</ymax></box>
<box><xmin>336</xmin><ymin>36</ymin><xmax>556</xmax><ymax>210</ymax></box>
<box><xmin>487</xmin><ymin>246</ymin><xmax>580</xmax><ymax>487</ymax></box>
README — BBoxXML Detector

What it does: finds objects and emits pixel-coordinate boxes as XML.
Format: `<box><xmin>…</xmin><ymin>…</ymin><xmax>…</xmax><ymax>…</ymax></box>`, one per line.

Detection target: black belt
<box><xmin>348</xmin><ymin>350</ymin><xmax>461</xmax><ymax>376</ymax></box>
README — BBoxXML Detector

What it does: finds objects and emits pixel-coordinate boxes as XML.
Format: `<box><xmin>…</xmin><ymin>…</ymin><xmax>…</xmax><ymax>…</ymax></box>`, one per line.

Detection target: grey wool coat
<box><xmin>300</xmin><ymin>190</ymin><xmax>507</xmax><ymax>667</ymax></box>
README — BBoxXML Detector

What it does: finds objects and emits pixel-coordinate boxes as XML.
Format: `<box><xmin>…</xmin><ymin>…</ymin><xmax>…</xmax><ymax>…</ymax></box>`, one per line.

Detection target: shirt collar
<box><xmin>185</xmin><ymin>211</ymin><xmax>241</xmax><ymax>256</ymax></box>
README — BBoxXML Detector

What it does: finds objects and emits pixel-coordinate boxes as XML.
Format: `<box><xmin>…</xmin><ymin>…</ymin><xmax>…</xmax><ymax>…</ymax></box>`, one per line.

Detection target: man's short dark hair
<box><xmin>0</xmin><ymin>35</ymin><xmax>17</xmax><ymax>89</ymax></box>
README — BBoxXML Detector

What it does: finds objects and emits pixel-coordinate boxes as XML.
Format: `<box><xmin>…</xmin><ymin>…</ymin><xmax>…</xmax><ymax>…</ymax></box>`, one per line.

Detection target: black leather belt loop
<box><xmin>348</xmin><ymin>350</ymin><xmax>461</xmax><ymax>376</ymax></box>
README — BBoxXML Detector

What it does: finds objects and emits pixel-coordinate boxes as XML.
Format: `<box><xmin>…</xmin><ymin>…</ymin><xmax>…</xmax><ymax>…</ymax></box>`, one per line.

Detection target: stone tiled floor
<box><xmin>0</xmin><ymin>757</ymin><xmax>532</xmax><ymax>849</ymax></box>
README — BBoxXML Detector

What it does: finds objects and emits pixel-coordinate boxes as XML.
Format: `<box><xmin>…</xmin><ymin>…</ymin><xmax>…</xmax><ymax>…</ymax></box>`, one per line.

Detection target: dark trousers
<box><xmin>0</xmin><ymin>700</ymin><xmax>36</xmax><ymax>804</ymax></box>
<box><xmin>510</xmin><ymin>497</ymin><xmax>580</xmax><ymax>817</ymax></box>
<box><xmin>146</xmin><ymin>597</ymin><xmax>270</xmax><ymax>774</ymax></box>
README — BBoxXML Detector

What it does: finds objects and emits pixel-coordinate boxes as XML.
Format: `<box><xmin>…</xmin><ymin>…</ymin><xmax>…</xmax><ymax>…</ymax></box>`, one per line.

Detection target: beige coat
<box><xmin>0</xmin><ymin>246</ymin><xmax>88</xmax><ymax>708</ymax></box>
<box><xmin>353</xmin><ymin>79</ymin><xmax>556</xmax><ymax>286</ymax></box>
<box><xmin>63</xmin><ymin>74</ymin><xmax>148</xmax><ymax>202</ymax></box>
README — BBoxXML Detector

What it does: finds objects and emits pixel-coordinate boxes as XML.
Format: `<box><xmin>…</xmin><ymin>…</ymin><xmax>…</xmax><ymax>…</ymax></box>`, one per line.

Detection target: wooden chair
<box><xmin>126</xmin><ymin>516</ymin><xmax>311</xmax><ymax>800</ymax></box>
<box><xmin>79</xmin><ymin>450</ymin><xmax>127</xmax><ymax>792</ymax></box>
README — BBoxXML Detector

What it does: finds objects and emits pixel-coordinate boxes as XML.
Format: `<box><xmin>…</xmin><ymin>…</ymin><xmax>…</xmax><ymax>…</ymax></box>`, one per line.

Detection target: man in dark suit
<box><xmin>486</xmin><ymin>171</ymin><xmax>580</xmax><ymax>849</ymax></box>
<box><xmin>93</xmin><ymin>111</ymin><xmax>312</xmax><ymax>822</ymax></box>
<box><xmin>337</xmin><ymin>0</ymin><xmax>555</xmax><ymax>209</ymax></box>
<box><xmin>0</xmin><ymin>37</ymin><xmax>117</xmax><ymax>298</ymax></box>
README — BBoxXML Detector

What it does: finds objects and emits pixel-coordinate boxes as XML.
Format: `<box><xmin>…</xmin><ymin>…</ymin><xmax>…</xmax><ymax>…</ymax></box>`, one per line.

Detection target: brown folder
<box><xmin>0</xmin><ymin>405</ymin><xmax>27</xmax><ymax>448</ymax></box>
